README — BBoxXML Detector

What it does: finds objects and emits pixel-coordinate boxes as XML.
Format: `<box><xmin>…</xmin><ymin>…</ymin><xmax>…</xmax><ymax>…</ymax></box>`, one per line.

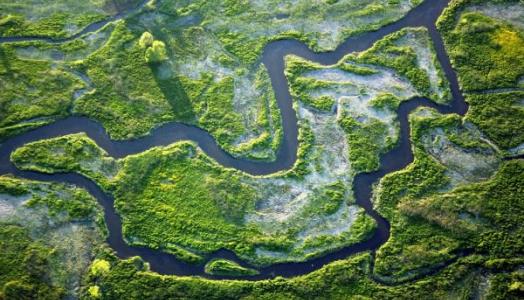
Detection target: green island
<box><xmin>1</xmin><ymin>0</ymin><xmax>524</xmax><ymax>299</ymax></box>
<box><xmin>204</xmin><ymin>259</ymin><xmax>259</xmax><ymax>277</ymax></box>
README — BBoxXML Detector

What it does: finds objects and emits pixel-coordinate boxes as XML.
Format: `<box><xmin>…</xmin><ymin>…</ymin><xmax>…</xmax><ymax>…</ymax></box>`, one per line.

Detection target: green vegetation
<box><xmin>284</xmin><ymin>27</ymin><xmax>450</xmax><ymax>173</ymax></box>
<box><xmin>11</xmin><ymin>133</ymin><xmax>118</xmax><ymax>188</ymax></box>
<box><xmin>0</xmin><ymin>225</ymin><xmax>64</xmax><ymax>299</ymax></box>
<box><xmin>11</xmin><ymin>129</ymin><xmax>375</xmax><ymax>265</ymax></box>
<box><xmin>66</xmin><ymin>21</ymin><xmax>276</xmax><ymax>158</ymax></box>
<box><xmin>139</xmin><ymin>31</ymin><xmax>168</xmax><ymax>64</ymax></box>
<box><xmin>73</xmin><ymin>22</ymin><xmax>194</xmax><ymax>140</ymax></box>
<box><xmin>88</xmin><ymin>285</ymin><xmax>101</xmax><ymax>299</ymax></box>
<box><xmin>138</xmin><ymin>31</ymin><xmax>154</xmax><ymax>48</ymax></box>
<box><xmin>204</xmin><ymin>259</ymin><xmax>259</xmax><ymax>277</ymax></box>
<box><xmin>90</xmin><ymin>259</ymin><xmax>111</xmax><ymax>277</ymax></box>
<box><xmin>84</xmin><ymin>249</ymin><xmax>524</xmax><ymax>299</ymax></box>
<box><xmin>371</xmin><ymin>107</ymin><xmax>503</xmax><ymax>282</ymax></box>
<box><xmin>1</xmin><ymin>0</ymin><xmax>422</xmax><ymax>160</ymax></box>
<box><xmin>373</xmin><ymin>147</ymin><xmax>458</xmax><ymax>280</ymax></box>
<box><xmin>0</xmin><ymin>175</ymin><xmax>102</xmax><ymax>222</ymax></box>
<box><xmin>339</xmin><ymin>114</ymin><xmax>392</xmax><ymax>172</ymax></box>
<box><xmin>0</xmin><ymin>175</ymin><xmax>105</xmax><ymax>299</ymax></box>
<box><xmin>2</xmin><ymin>0</ymin><xmax>524</xmax><ymax>298</ymax></box>
<box><xmin>354</xmin><ymin>27</ymin><xmax>451</xmax><ymax>101</ymax></box>
<box><xmin>145</xmin><ymin>41</ymin><xmax>167</xmax><ymax>64</ymax></box>
<box><xmin>186</xmin><ymin>0</ymin><xmax>423</xmax><ymax>54</ymax></box>
<box><xmin>437</xmin><ymin>0</ymin><xmax>524</xmax><ymax>153</ymax></box>
<box><xmin>0</xmin><ymin>44</ymin><xmax>84</xmax><ymax>141</ymax></box>
<box><xmin>438</xmin><ymin>1</ymin><xmax>524</xmax><ymax>91</ymax></box>
<box><xmin>0</xmin><ymin>0</ymin><xmax>139</xmax><ymax>38</ymax></box>
<box><xmin>113</xmin><ymin>142</ymin><xmax>261</xmax><ymax>261</ymax></box>
<box><xmin>465</xmin><ymin>91</ymin><xmax>524</xmax><ymax>150</ymax></box>
<box><xmin>400</xmin><ymin>160</ymin><xmax>524</xmax><ymax>241</ymax></box>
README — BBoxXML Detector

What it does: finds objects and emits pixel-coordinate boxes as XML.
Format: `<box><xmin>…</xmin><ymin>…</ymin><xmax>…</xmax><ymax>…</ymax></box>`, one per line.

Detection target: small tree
<box><xmin>145</xmin><ymin>40</ymin><xmax>168</xmax><ymax>63</ymax></box>
<box><xmin>138</xmin><ymin>31</ymin><xmax>154</xmax><ymax>48</ymax></box>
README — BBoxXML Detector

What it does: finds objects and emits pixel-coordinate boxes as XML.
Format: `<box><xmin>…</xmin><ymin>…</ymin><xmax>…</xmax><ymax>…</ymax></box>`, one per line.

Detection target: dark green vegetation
<box><xmin>339</xmin><ymin>114</ymin><xmax>392</xmax><ymax>173</ymax></box>
<box><xmin>75</xmin><ymin>106</ymin><xmax>523</xmax><ymax>299</ymax></box>
<box><xmin>0</xmin><ymin>225</ymin><xmax>64</xmax><ymax>299</ymax></box>
<box><xmin>11</xmin><ymin>133</ymin><xmax>118</xmax><ymax>188</ymax></box>
<box><xmin>0</xmin><ymin>176</ymin><xmax>105</xmax><ymax>299</ymax></box>
<box><xmin>372</xmin><ymin>108</ymin><xmax>502</xmax><ymax>282</ymax></box>
<box><xmin>204</xmin><ymin>259</ymin><xmax>259</xmax><ymax>277</ymax></box>
<box><xmin>112</xmin><ymin>142</ymin><xmax>260</xmax><ymax>260</ymax></box>
<box><xmin>465</xmin><ymin>91</ymin><xmax>524</xmax><ymax>150</ymax></box>
<box><xmin>83</xmin><ymin>188</ymin><xmax>524</xmax><ymax>300</ymax></box>
<box><xmin>73</xmin><ymin>22</ymin><xmax>194</xmax><ymax>140</ymax></box>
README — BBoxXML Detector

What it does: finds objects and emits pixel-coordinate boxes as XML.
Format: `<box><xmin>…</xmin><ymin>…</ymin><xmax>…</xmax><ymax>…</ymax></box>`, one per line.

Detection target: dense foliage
<box><xmin>0</xmin><ymin>0</ymin><xmax>422</xmax><ymax>160</ymax></box>
<box><xmin>12</xmin><ymin>135</ymin><xmax>376</xmax><ymax>266</ymax></box>
<box><xmin>0</xmin><ymin>225</ymin><xmax>64</xmax><ymax>299</ymax></box>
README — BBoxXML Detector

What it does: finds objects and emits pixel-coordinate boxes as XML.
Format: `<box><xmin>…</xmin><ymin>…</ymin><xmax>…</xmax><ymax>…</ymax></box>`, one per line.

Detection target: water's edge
<box><xmin>0</xmin><ymin>0</ymin><xmax>472</xmax><ymax>280</ymax></box>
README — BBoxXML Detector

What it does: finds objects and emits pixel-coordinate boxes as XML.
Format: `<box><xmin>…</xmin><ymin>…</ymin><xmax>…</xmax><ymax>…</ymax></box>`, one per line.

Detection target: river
<box><xmin>0</xmin><ymin>0</ymin><xmax>471</xmax><ymax>280</ymax></box>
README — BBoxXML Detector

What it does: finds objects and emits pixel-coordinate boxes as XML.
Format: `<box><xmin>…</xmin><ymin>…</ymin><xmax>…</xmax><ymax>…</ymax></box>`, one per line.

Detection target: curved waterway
<box><xmin>0</xmin><ymin>0</ymin><xmax>470</xmax><ymax>280</ymax></box>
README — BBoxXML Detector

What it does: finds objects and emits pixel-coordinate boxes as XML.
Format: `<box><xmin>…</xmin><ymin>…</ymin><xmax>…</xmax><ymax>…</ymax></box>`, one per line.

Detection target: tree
<box><xmin>145</xmin><ymin>40</ymin><xmax>168</xmax><ymax>63</ymax></box>
<box><xmin>90</xmin><ymin>259</ymin><xmax>111</xmax><ymax>276</ymax></box>
<box><xmin>88</xmin><ymin>285</ymin><xmax>102</xmax><ymax>299</ymax></box>
<box><xmin>139</xmin><ymin>32</ymin><xmax>154</xmax><ymax>48</ymax></box>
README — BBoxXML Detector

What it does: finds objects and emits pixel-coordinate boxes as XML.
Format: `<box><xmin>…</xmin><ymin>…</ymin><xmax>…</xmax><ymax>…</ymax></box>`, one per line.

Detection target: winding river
<box><xmin>0</xmin><ymin>0</ymin><xmax>472</xmax><ymax>280</ymax></box>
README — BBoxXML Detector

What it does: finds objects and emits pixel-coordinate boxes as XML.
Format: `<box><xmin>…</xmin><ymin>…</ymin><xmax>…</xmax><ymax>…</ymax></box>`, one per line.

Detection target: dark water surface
<box><xmin>0</xmin><ymin>0</ymin><xmax>468</xmax><ymax>280</ymax></box>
